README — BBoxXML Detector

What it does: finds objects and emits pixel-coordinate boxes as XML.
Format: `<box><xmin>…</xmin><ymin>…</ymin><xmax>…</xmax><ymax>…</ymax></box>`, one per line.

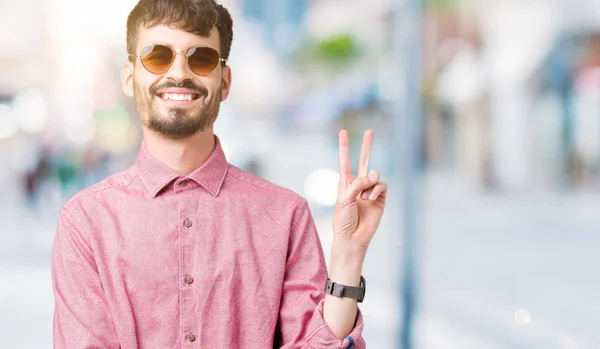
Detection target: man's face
<box><xmin>122</xmin><ymin>24</ymin><xmax>231</xmax><ymax>140</ymax></box>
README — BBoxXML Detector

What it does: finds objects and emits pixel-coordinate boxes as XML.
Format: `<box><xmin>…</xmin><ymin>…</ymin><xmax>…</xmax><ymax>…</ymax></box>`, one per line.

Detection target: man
<box><xmin>51</xmin><ymin>0</ymin><xmax>388</xmax><ymax>348</ymax></box>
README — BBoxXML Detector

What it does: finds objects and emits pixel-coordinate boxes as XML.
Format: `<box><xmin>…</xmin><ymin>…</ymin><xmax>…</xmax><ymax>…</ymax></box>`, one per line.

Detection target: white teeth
<box><xmin>161</xmin><ymin>93</ymin><xmax>194</xmax><ymax>101</ymax></box>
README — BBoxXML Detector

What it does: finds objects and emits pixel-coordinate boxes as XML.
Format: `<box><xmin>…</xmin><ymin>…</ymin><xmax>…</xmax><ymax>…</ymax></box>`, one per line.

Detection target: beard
<box><xmin>134</xmin><ymin>80</ymin><xmax>221</xmax><ymax>140</ymax></box>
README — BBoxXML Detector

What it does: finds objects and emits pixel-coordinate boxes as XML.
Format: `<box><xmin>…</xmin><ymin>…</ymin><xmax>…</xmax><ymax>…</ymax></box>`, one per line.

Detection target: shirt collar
<box><xmin>135</xmin><ymin>135</ymin><xmax>229</xmax><ymax>198</ymax></box>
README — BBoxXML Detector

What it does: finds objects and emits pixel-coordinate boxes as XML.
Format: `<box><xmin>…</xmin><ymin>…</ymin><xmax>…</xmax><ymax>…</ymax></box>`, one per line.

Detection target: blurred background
<box><xmin>1</xmin><ymin>0</ymin><xmax>600</xmax><ymax>348</ymax></box>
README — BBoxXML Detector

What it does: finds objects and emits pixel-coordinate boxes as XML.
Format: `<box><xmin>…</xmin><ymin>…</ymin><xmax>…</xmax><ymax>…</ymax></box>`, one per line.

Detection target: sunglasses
<box><xmin>128</xmin><ymin>45</ymin><xmax>227</xmax><ymax>76</ymax></box>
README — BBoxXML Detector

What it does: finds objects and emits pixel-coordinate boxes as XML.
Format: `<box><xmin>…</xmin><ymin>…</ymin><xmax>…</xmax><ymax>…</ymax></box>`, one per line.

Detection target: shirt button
<box><xmin>184</xmin><ymin>219</ymin><xmax>193</xmax><ymax>228</ymax></box>
<box><xmin>179</xmin><ymin>181</ymin><xmax>188</xmax><ymax>188</ymax></box>
<box><xmin>185</xmin><ymin>276</ymin><xmax>194</xmax><ymax>284</ymax></box>
<box><xmin>188</xmin><ymin>334</ymin><xmax>196</xmax><ymax>342</ymax></box>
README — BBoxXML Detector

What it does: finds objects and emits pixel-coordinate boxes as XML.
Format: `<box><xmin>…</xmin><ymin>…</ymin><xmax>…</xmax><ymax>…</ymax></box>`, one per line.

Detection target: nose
<box><xmin>166</xmin><ymin>50</ymin><xmax>193</xmax><ymax>82</ymax></box>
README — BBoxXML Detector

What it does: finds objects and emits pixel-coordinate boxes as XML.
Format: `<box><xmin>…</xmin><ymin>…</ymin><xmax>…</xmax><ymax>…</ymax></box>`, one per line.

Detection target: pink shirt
<box><xmin>51</xmin><ymin>136</ymin><xmax>365</xmax><ymax>349</ymax></box>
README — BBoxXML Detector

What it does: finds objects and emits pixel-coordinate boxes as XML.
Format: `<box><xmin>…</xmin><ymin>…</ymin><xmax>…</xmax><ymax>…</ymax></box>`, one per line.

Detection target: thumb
<box><xmin>338</xmin><ymin>170</ymin><xmax>380</xmax><ymax>204</ymax></box>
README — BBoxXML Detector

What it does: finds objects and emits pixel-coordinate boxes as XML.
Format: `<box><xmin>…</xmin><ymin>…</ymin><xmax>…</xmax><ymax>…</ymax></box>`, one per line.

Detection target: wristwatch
<box><xmin>324</xmin><ymin>276</ymin><xmax>366</xmax><ymax>303</ymax></box>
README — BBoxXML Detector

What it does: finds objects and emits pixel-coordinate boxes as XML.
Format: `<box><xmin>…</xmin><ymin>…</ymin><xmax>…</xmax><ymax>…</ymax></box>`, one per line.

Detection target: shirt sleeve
<box><xmin>51</xmin><ymin>208</ymin><xmax>120</xmax><ymax>349</ymax></box>
<box><xmin>276</xmin><ymin>199</ymin><xmax>366</xmax><ymax>349</ymax></box>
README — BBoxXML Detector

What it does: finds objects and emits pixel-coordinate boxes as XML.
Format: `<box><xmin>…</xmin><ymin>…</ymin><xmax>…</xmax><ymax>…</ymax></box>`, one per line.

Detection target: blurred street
<box><xmin>418</xmin><ymin>177</ymin><xmax>600</xmax><ymax>349</ymax></box>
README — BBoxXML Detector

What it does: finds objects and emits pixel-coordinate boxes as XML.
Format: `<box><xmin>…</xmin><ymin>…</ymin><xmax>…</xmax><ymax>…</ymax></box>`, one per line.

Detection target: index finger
<box><xmin>338</xmin><ymin>129</ymin><xmax>352</xmax><ymax>186</ymax></box>
<box><xmin>357</xmin><ymin>130</ymin><xmax>374</xmax><ymax>177</ymax></box>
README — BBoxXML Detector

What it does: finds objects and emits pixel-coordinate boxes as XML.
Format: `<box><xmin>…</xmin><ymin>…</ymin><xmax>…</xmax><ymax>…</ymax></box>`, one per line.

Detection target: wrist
<box><xmin>332</xmin><ymin>233</ymin><xmax>369</xmax><ymax>255</ymax></box>
<box><xmin>329</xmin><ymin>250</ymin><xmax>364</xmax><ymax>286</ymax></box>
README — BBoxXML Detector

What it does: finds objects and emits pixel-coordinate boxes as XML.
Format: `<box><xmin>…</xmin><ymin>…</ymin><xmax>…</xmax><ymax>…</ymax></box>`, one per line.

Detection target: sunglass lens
<box><xmin>187</xmin><ymin>47</ymin><xmax>220</xmax><ymax>75</ymax></box>
<box><xmin>140</xmin><ymin>45</ymin><xmax>174</xmax><ymax>74</ymax></box>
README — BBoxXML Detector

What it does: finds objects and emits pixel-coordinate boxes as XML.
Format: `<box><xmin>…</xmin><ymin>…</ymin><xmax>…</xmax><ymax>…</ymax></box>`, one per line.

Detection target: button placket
<box><xmin>179</xmin><ymin>201</ymin><xmax>196</xmax><ymax>341</ymax></box>
<box><xmin>179</xmin><ymin>208</ymin><xmax>197</xmax><ymax>344</ymax></box>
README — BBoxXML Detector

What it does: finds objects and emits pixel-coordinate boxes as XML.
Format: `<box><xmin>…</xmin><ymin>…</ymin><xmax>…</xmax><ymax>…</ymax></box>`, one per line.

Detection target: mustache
<box><xmin>150</xmin><ymin>80</ymin><xmax>208</xmax><ymax>97</ymax></box>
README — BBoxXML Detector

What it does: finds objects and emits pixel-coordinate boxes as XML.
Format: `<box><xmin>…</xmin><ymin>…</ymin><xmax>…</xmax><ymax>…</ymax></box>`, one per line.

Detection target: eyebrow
<box><xmin>146</xmin><ymin>42</ymin><xmax>174</xmax><ymax>49</ymax></box>
<box><xmin>144</xmin><ymin>43</ymin><xmax>218</xmax><ymax>52</ymax></box>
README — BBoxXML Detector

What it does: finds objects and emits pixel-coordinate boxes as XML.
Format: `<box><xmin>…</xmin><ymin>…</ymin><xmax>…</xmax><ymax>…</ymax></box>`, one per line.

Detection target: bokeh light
<box><xmin>514</xmin><ymin>309</ymin><xmax>532</xmax><ymax>325</ymax></box>
<box><xmin>12</xmin><ymin>90</ymin><xmax>48</xmax><ymax>134</ymax></box>
<box><xmin>0</xmin><ymin>104</ymin><xmax>18</xmax><ymax>140</ymax></box>
<box><xmin>304</xmin><ymin>169</ymin><xmax>339</xmax><ymax>206</ymax></box>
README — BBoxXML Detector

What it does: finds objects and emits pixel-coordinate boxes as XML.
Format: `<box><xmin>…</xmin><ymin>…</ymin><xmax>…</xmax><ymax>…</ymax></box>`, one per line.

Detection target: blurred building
<box><xmin>240</xmin><ymin>0</ymin><xmax>307</xmax><ymax>55</ymax></box>
<box><xmin>421</xmin><ymin>0</ymin><xmax>600</xmax><ymax>192</ymax></box>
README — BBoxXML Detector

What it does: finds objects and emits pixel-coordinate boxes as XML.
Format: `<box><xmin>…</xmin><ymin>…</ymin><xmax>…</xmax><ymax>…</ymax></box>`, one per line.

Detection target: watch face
<box><xmin>359</xmin><ymin>276</ymin><xmax>366</xmax><ymax>302</ymax></box>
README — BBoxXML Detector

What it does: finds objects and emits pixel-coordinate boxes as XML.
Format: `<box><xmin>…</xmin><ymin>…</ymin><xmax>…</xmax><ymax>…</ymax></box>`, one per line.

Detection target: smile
<box><xmin>159</xmin><ymin>93</ymin><xmax>201</xmax><ymax>101</ymax></box>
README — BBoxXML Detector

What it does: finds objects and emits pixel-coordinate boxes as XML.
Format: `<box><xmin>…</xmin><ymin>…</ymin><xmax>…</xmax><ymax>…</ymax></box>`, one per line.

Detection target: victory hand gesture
<box><xmin>333</xmin><ymin>129</ymin><xmax>388</xmax><ymax>255</ymax></box>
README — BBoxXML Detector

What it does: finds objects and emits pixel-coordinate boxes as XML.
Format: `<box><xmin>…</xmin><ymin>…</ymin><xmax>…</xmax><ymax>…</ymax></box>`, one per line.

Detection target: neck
<box><xmin>142</xmin><ymin>128</ymin><xmax>216</xmax><ymax>176</ymax></box>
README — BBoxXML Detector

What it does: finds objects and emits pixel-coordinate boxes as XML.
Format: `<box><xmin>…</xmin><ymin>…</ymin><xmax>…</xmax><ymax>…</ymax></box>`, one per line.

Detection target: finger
<box><xmin>368</xmin><ymin>181</ymin><xmax>388</xmax><ymax>201</ymax></box>
<box><xmin>357</xmin><ymin>130</ymin><xmax>374</xmax><ymax>177</ymax></box>
<box><xmin>338</xmin><ymin>177</ymin><xmax>371</xmax><ymax>205</ymax></box>
<box><xmin>361</xmin><ymin>170</ymin><xmax>379</xmax><ymax>200</ymax></box>
<box><xmin>367</xmin><ymin>169</ymin><xmax>380</xmax><ymax>184</ymax></box>
<box><xmin>338</xmin><ymin>129</ymin><xmax>352</xmax><ymax>190</ymax></box>
<box><xmin>339</xmin><ymin>170</ymin><xmax>380</xmax><ymax>204</ymax></box>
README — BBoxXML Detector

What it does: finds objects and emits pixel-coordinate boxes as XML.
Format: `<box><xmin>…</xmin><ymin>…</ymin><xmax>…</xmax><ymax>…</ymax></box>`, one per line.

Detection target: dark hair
<box><xmin>126</xmin><ymin>0</ymin><xmax>233</xmax><ymax>62</ymax></box>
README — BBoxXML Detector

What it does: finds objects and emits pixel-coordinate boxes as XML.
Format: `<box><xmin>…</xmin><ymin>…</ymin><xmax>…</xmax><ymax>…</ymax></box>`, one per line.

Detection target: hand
<box><xmin>332</xmin><ymin>129</ymin><xmax>388</xmax><ymax>256</ymax></box>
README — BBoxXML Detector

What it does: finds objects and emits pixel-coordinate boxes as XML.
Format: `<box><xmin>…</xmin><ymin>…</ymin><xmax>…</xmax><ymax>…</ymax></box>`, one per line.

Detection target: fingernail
<box><xmin>368</xmin><ymin>170</ymin><xmax>377</xmax><ymax>182</ymax></box>
<box><xmin>361</xmin><ymin>191</ymin><xmax>368</xmax><ymax>199</ymax></box>
<box><xmin>369</xmin><ymin>192</ymin><xmax>377</xmax><ymax>200</ymax></box>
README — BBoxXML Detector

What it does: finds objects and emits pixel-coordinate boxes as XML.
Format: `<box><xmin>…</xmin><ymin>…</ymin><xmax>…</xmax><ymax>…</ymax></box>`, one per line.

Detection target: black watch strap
<box><xmin>324</xmin><ymin>276</ymin><xmax>366</xmax><ymax>303</ymax></box>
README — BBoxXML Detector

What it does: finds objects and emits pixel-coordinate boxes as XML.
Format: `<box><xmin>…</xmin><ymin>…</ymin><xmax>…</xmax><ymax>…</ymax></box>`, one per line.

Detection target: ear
<box><xmin>121</xmin><ymin>61</ymin><xmax>134</xmax><ymax>97</ymax></box>
<box><xmin>220</xmin><ymin>65</ymin><xmax>232</xmax><ymax>102</ymax></box>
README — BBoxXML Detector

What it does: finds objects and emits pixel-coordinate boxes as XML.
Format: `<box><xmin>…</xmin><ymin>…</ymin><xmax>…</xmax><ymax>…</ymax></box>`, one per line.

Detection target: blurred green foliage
<box><xmin>313</xmin><ymin>34</ymin><xmax>361</xmax><ymax>61</ymax></box>
<box><xmin>290</xmin><ymin>33</ymin><xmax>362</xmax><ymax>72</ymax></box>
<box><xmin>424</xmin><ymin>0</ymin><xmax>472</xmax><ymax>10</ymax></box>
